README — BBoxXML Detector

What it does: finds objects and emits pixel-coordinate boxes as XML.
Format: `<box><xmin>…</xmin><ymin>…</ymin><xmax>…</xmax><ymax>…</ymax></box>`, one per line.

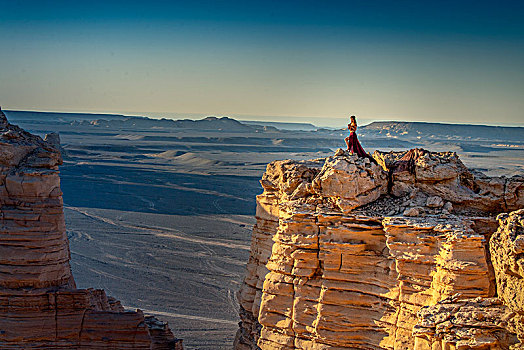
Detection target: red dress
<box><xmin>347</xmin><ymin>131</ymin><xmax>369</xmax><ymax>158</ymax></box>
<box><xmin>347</xmin><ymin>123</ymin><xmax>377</xmax><ymax>163</ymax></box>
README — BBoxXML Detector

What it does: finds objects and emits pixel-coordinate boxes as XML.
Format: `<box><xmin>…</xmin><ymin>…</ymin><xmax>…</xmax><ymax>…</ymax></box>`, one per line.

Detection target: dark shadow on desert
<box><xmin>60</xmin><ymin>164</ymin><xmax>260</xmax><ymax>215</ymax></box>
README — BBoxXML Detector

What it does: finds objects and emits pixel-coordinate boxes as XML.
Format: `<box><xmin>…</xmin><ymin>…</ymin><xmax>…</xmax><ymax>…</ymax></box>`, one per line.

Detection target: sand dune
<box><xmin>150</xmin><ymin>151</ymin><xmax>228</xmax><ymax>167</ymax></box>
<box><xmin>114</xmin><ymin>134</ymin><xmax>145</xmax><ymax>140</ymax></box>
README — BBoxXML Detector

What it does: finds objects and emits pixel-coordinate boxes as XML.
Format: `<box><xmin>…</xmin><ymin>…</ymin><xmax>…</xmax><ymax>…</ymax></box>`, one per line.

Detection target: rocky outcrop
<box><xmin>412</xmin><ymin>208</ymin><xmax>524</xmax><ymax>350</ymax></box>
<box><xmin>235</xmin><ymin>148</ymin><xmax>524</xmax><ymax>349</ymax></box>
<box><xmin>0</xmin><ymin>107</ymin><xmax>182</xmax><ymax>349</ymax></box>
<box><xmin>413</xmin><ymin>296</ymin><xmax>519</xmax><ymax>350</ymax></box>
<box><xmin>490</xmin><ymin>209</ymin><xmax>524</xmax><ymax>345</ymax></box>
<box><xmin>375</xmin><ymin>148</ymin><xmax>524</xmax><ymax>213</ymax></box>
<box><xmin>314</xmin><ymin>152</ymin><xmax>387</xmax><ymax>213</ymax></box>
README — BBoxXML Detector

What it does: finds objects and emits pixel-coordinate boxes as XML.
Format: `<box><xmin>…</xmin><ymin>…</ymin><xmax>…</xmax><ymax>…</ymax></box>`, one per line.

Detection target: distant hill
<box><xmin>242</xmin><ymin>120</ymin><xmax>317</xmax><ymax>131</ymax></box>
<box><xmin>361</xmin><ymin>121</ymin><xmax>524</xmax><ymax>142</ymax></box>
<box><xmin>72</xmin><ymin>116</ymin><xmax>279</xmax><ymax>132</ymax></box>
<box><xmin>4</xmin><ymin>110</ymin><xmax>127</xmax><ymax>124</ymax></box>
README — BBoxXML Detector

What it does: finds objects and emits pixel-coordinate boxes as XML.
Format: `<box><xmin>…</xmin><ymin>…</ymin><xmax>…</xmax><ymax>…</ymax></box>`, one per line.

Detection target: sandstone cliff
<box><xmin>235</xmin><ymin>148</ymin><xmax>524</xmax><ymax>349</ymax></box>
<box><xmin>0</xmin><ymin>107</ymin><xmax>182</xmax><ymax>349</ymax></box>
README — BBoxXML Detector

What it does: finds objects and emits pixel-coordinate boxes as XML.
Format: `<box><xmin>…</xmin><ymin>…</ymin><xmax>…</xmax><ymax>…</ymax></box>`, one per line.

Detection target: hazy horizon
<box><xmin>4</xmin><ymin>107</ymin><xmax>524</xmax><ymax>129</ymax></box>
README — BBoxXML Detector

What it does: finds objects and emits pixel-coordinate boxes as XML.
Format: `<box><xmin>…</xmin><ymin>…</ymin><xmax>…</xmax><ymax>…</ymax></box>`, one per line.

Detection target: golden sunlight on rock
<box><xmin>235</xmin><ymin>147</ymin><xmax>524</xmax><ymax>349</ymax></box>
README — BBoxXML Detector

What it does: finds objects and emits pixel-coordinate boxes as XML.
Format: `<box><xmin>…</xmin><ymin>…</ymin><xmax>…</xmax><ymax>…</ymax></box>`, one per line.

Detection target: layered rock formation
<box><xmin>413</xmin><ymin>296</ymin><xmax>519</xmax><ymax>349</ymax></box>
<box><xmin>235</xmin><ymin>148</ymin><xmax>524</xmax><ymax>349</ymax></box>
<box><xmin>489</xmin><ymin>209</ymin><xmax>524</xmax><ymax>346</ymax></box>
<box><xmin>0</xmin><ymin>107</ymin><xmax>182</xmax><ymax>349</ymax></box>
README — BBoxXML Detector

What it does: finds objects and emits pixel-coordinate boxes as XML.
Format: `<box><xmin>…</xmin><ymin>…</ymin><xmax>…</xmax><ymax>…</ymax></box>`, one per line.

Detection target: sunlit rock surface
<box><xmin>235</xmin><ymin>148</ymin><xmax>523</xmax><ymax>349</ymax></box>
<box><xmin>490</xmin><ymin>209</ymin><xmax>524</xmax><ymax>346</ymax></box>
<box><xmin>0</xmin><ymin>108</ymin><xmax>182</xmax><ymax>349</ymax></box>
<box><xmin>375</xmin><ymin>148</ymin><xmax>524</xmax><ymax>213</ymax></box>
<box><xmin>413</xmin><ymin>296</ymin><xmax>519</xmax><ymax>350</ymax></box>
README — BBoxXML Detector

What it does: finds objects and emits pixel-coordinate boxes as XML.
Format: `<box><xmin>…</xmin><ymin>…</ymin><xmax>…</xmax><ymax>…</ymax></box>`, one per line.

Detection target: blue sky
<box><xmin>1</xmin><ymin>0</ymin><xmax>523</xmax><ymax>126</ymax></box>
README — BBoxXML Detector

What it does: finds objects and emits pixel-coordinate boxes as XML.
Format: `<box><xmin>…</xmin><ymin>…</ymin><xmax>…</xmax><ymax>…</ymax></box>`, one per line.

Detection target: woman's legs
<box><xmin>344</xmin><ymin>133</ymin><xmax>377</xmax><ymax>163</ymax></box>
<box><xmin>345</xmin><ymin>136</ymin><xmax>355</xmax><ymax>154</ymax></box>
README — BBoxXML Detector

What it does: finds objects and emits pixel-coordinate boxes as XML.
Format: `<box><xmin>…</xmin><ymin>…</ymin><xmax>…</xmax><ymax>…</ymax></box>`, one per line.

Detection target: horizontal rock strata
<box><xmin>413</xmin><ymin>296</ymin><xmax>518</xmax><ymax>349</ymax></box>
<box><xmin>0</xmin><ymin>108</ymin><xmax>182</xmax><ymax>349</ymax></box>
<box><xmin>235</xmin><ymin>148</ymin><xmax>523</xmax><ymax>349</ymax></box>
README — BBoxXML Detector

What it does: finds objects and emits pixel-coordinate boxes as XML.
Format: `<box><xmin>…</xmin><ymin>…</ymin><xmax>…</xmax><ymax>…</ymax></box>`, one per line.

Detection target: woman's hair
<box><xmin>350</xmin><ymin>115</ymin><xmax>356</xmax><ymax>123</ymax></box>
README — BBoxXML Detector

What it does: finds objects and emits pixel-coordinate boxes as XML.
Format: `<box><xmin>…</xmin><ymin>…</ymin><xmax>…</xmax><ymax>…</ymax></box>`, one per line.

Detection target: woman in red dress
<box><xmin>344</xmin><ymin>115</ymin><xmax>376</xmax><ymax>163</ymax></box>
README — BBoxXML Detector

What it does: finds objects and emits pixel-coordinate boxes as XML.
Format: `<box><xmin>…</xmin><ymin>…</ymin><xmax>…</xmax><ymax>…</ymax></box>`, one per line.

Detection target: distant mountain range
<box><xmin>3</xmin><ymin>110</ymin><xmax>523</xmax><ymax>142</ymax></box>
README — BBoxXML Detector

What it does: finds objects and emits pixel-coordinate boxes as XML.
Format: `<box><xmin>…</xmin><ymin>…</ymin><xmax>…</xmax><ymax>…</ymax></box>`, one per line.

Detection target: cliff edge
<box><xmin>235</xmin><ymin>147</ymin><xmax>524</xmax><ymax>349</ymax></box>
<box><xmin>0</xmin><ymin>107</ymin><xmax>183</xmax><ymax>349</ymax></box>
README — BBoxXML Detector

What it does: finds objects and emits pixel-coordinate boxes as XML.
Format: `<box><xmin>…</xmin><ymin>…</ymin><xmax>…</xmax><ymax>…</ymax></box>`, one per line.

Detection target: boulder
<box><xmin>426</xmin><ymin>195</ymin><xmax>444</xmax><ymax>208</ymax></box>
<box><xmin>314</xmin><ymin>153</ymin><xmax>387</xmax><ymax>212</ymax></box>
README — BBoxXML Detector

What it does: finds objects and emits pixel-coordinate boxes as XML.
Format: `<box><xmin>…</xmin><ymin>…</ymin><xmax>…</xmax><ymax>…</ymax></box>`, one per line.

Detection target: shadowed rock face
<box><xmin>0</xmin><ymin>108</ymin><xmax>182</xmax><ymax>349</ymax></box>
<box><xmin>235</xmin><ymin>148</ymin><xmax>523</xmax><ymax>350</ymax></box>
<box><xmin>0</xmin><ymin>108</ymin><xmax>73</xmax><ymax>290</ymax></box>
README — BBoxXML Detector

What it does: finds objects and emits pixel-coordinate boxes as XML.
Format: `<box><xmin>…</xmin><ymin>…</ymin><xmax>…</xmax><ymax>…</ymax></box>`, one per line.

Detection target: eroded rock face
<box><xmin>0</xmin><ymin>111</ymin><xmax>72</xmax><ymax>290</ymax></box>
<box><xmin>0</xmin><ymin>108</ymin><xmax>182</xmax><ymax>349</ymax></box>
<box><xmin>375</xmin><ymin>148</ymin><xmax>524</xmax><ymax>213</ymax></box>
<box><xmin>235</xmin><ymin>148</ymin><xmax>523</xmax><ymax>350</ymax></box>
<box><xmin>413</xmin><ymin>296</ymin><xmax>519</xmax><ymax>350</ymax></box>
<box><xmin>490</xmin><ymin>209</ymin><xmax>524</xmax><ymax>344</ymax></box>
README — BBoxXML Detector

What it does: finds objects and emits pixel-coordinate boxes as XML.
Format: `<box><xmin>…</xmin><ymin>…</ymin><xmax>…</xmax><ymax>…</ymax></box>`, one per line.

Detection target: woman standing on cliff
<box><xmin>344</xmin><ymin>115</ymin><xmax>377</xmax><ymax>163</ymax></box>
